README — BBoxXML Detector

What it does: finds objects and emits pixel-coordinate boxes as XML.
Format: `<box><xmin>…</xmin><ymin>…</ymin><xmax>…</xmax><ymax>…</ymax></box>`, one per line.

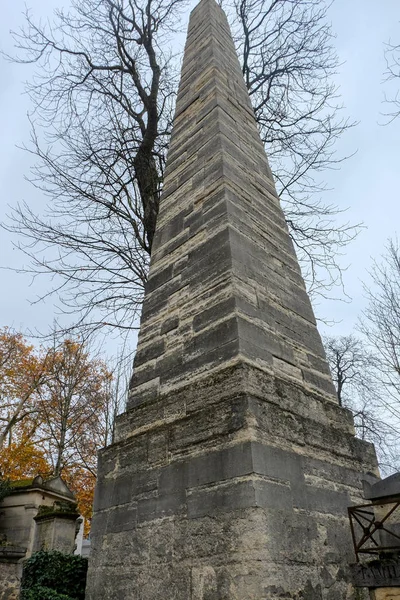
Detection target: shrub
<box><xmin>0</xmin><ymin>477</ymin><xmax>11</xmax><ymax>503</ymax></box>
<box><xmin>21</xmin><ymin>585</ymin><xmax>77</xmax><ymax>600</ymax></box>
<box><xmin>21</xmin><ymin>551</ymin><xmax>88</xmax><ymax>600</ymax></box>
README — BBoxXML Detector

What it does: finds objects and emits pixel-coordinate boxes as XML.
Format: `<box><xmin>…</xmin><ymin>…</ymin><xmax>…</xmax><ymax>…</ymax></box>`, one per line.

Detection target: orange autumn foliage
<box><xmin>0</xmin><ymin>328</ymin><xmax>118</xmax><ymax>537</ymax></box>
<box><xmin>37</xmin><ymin>339</ymin><xmax>113</xmax><ymax>478</ymax></box>
<box><xmin>62</xmin><ymin>467</ymin><xmax>96</xmax><ymax>537</ymax></box>
<box><xmin>0</xmin><ymin>440</ymin><xmax>51</xmax><ymax>480</ymax></box>
<box><xmin>0</xmin><ymin>328</ymin><xmax>46</xmax><ymax>450</ymax></box>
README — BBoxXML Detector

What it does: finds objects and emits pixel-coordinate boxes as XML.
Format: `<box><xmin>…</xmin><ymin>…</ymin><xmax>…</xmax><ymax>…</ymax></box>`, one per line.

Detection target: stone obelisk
<box><xmin>85</xmin><ymin>1</ymin><xmax>378</xmax><ymax>598</ymax></box>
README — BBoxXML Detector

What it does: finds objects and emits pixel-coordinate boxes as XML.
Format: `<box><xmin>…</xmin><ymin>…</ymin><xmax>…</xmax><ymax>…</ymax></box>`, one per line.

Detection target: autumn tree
<box><xmin>5</xmin><ymin>0</ymin><xmax>357</xmax><ymax>335</ymax></box>
<box><xmin>0</xmin><ymin>439</ymin><xmax>51</xmax><ymax>481</ymax></box>
<box><xmin>62</xmin><ymin>466</ymin><xmax>97</xmax><ymax>536</ymax></box>
<box><xmin>0</xmin><ymin>328</ymin><xmax>53</xmax><ymax>480</ymax></box>
<box><xmin>0</xmin><ymin>328</ymin><xmax>122</xmax><ymax>530</ymax></box>
<box><xmin>34</xmin><ymin>337</ymin><xmax>124</xmax><ymax>530</ymax></box>
<box><xmin>36</xmin><ymin>338</ymin><xmax>113</xmax><ymax>477</ymax></box>
<box><xmin>0</xmin><ymin>328</ymin><xmax>46</xmax><ymax>450</ymax></box>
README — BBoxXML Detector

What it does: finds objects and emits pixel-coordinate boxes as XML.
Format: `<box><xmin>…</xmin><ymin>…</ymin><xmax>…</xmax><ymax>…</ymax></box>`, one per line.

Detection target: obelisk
<box><xmin>85</xmin><ymin>0</ymin><xmax>379</xmax><ymax>598</ymax></box>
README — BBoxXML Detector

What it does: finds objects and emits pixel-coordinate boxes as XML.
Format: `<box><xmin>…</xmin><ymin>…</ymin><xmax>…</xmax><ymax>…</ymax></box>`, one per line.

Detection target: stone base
<box><xmin>87</xmin><ymin>516</ymin><xmax>350</xmax><ymax>599</ymax></box>
<box><xmin>86</xmin><ymin>364</ymin><xmax>378</xmax><ymax>600</ymax></box>
<box><xmin>0</xmin><ymin>547</ymin><xmax>25</xmax><ymax>600</ymax></box>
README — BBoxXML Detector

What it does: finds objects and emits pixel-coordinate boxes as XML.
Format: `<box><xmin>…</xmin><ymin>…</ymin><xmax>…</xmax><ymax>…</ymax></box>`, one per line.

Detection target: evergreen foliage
<box><xmin>21</xmin><ymin>551</ymin><xmax>88</xmax><ymax>600</ymax></box>
<box><xmin>21</xmin><ymin>586</ymin><xmax>76</xmax><ymax>600</ymax></box>
<box><xmin>0</xmin><ymin>477</ymin><xmax>11</xmax><ymax>502</ymax></box>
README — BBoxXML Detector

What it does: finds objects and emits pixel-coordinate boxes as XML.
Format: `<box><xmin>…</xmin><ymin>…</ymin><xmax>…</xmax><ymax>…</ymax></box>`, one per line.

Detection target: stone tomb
<box><xmin>0</xmin><ymin>475</ymin><xmax>81</xmax><ymax>600</ymax></box>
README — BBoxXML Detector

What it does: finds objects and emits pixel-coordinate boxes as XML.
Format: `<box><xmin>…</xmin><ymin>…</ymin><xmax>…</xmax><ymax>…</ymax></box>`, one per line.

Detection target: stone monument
<box><xmin>85</xmin><ymin>0</ymin><xmax>379</xmax><ymax>598</ymax></box>
<box><xmin>0</xmin><ymin>475</ymin><xmax>81</xmax><ymax>600</ymax></box>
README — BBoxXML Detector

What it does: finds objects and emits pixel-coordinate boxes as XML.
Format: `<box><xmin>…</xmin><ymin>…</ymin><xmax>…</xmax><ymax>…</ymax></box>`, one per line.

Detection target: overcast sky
<box><xmin>0</xmin><ymin>0</ymin><xmax>399</xmax><ymax>355</ymax></box>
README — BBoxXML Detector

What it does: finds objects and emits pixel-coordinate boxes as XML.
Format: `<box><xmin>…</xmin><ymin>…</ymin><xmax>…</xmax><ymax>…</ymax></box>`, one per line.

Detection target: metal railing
<box><xmin>348</xmin><ymin>499</ymin><xmax>400</xmax><ymax>562</ymax></box>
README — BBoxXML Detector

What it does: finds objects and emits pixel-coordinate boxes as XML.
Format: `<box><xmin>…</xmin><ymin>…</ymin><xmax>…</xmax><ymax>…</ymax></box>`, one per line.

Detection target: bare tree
<box><xmin>383</xmin><ymin>39</ymin><xmax>400</xmax><ymax>122</ymax></box>
<box><xmin>324</xmin><ymin>333</ymin><xmax>399</xmax><ymax>473</ymax></box>
<box><xmin>5</xmin><ymin>0</ymin><xmax>358</xmax><ymax>335</ymax></box>
<box><xmin>102</xmin><ymin>348</ymin><xmax>131</xmax><ymax>444</ymax></box>
<box><xmin>5</xmin><ymin>0</ymin><xmax>184</xmax><ymax>334</ymax></box>
<box><xmin>230</xmin><ymin>0</ymin><xmax>358</xmax><ymax>296</ymax></box>
<box><xmin>360</xmin><ymin>239</ymin><xmax>400</xmax><ymax>408</ymax></box>
<box><xmin>324</xmin><ymin>334</ymin><xmax>372</xmax><ymax>408</ymax></box>
<box><xmin>324</xmin><ymin>241</ymin><xmax>400</xmax><ymax>473</ymax></box>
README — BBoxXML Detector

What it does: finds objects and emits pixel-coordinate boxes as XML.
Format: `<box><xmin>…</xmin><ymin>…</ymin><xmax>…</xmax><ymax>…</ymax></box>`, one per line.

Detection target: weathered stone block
<box><xmin>106</xmin><ymin>505</ymin><xmax>137</xmax><ymax>533</ymax></box>
<box><xmin>137</xmin><ymin>491</ymin><xmax>186</xmax><ymax>523</ymax></box>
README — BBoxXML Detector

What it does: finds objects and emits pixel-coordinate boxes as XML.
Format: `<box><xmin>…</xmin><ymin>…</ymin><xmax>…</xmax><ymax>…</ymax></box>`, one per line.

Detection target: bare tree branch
<box><xmin>3</xmin><ymin>0</ymin><xmax>358</xmax><ymax>336</ymax></box>
<box><xmin>324</xmin><ymin>333</ymin><xmax>400</xmax><ymax>474</ymax></box>
<box><xmin>230</xmin><ymin>0</ymin><xmax>359</xmax><ymax>296</ymax></box>
<box><xmin>360</xmin><ymin>239</ymin><xmax>400</xmax><ymax>401</ymax></box>
<box><xmin>383</xmin><ymin>39</ymin><xmax>400</xmax><ymax>123</ymax></box>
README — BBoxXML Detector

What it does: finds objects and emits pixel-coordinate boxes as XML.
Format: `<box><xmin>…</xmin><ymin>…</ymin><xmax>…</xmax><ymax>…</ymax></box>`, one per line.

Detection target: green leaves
<box><xmin>21</xmin><ymin>551</ymin><xmax>88</xmax><ymax>600</ymax></box>
<box><xmin>21</xmin><ymin>586</ymin><xmax>77</xmax><ymax>600</ymax></box>
<box><xmin>0</xmin><ymin>477</ymin><xmax>11</xmax><ymax>503</ymax></box>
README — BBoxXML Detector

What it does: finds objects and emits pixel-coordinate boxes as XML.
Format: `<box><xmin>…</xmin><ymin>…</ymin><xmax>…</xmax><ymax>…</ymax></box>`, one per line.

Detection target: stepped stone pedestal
<box><xmin>85</xmin><ymin>0</ymin><xmax>379</xmax><ymax>598</ymax></box>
